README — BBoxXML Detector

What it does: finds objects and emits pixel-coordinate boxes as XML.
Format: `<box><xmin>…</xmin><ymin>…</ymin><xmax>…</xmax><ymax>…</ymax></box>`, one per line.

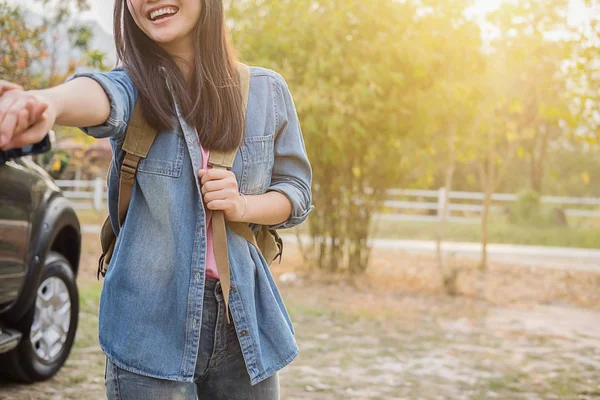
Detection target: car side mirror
<box><xmin>0</xmin><ymin>131</ymin><xmax>53</xmax><ymax>165</ymax></box>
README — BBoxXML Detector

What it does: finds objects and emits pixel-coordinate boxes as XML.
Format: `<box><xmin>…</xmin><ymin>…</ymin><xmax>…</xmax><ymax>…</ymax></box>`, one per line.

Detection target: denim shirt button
<box><xmin>240</xmin><ymin>330</ymin><xmax>248</xmax><ymax>336</ymax></box>
<box><xmin>193</xmin><ymin>319</ymin><xmax>197</xmax><ymax>328</ymax></box>
<box><xmin>196</xmin><ymin>272</ymin><xmax>201</xmax><ymax>282</ymax></box>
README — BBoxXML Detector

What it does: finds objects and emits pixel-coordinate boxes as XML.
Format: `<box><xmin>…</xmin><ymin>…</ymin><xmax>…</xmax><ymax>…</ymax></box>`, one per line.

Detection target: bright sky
<box><xmin>8</xmin><ymin>0</ymin><xmax>592</xmax><ymax>35</ymax></box>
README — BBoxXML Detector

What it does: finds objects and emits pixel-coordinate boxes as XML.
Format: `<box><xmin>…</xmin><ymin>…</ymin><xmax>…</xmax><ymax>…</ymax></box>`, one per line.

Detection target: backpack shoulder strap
<box><xmin>208</xmin><ymin>62</ymin><xmax>251</xmax><ymax>324</ymax></box>
<box><xmin>117</xmin><ymin>100</ymin><xmax>158</xmax><ymax>225</ymax></box>
<box><xmin>98</xmin><ymin>99</ymin><xmax>158</xmax><ymax>278</ymax></box>
<box><xmin>208</xmin><ymin>62</ymin><xmax>250</xmax><ymax>169</ymax></box>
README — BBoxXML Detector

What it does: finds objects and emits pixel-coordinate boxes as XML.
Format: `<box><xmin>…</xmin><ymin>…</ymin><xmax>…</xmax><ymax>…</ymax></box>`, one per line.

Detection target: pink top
<box><xmin>199</xmin><ymin>143</ymin><xmax>219</xmax><ymax>280</ymax></box>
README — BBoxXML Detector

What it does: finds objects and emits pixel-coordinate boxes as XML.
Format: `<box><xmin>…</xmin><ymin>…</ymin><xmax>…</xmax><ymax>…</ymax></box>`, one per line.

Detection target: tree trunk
<box><xmin>530</xmin><ymin>159</ymin><xmax>543</xmax><ymax>193</ymax></box>
<box><xmin>530</xmin><ymin>126</ymin><xmax>552</xmax><ymax>194</ymax></box>
<box><xmin>479</xmin><ymin>129</ymin><xmax>496</xmax><ymax>270</ymax></box>
<box><xmin>436</xmin><ymin>124</ymin><xmax>457</xmax><ymax>275</ymax></box>
<box><xmin>480</xmin><ymin>182</ymin><xmax>492</xmax><ymax>270</ymax></box>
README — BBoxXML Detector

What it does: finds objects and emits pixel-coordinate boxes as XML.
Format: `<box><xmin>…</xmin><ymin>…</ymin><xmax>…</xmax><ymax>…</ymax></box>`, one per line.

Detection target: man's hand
<box><xmin>0</xmin><ymin>81</ymin><xmax>23</xmax><ymax>95</ymax></box>
<box><xmin>0</xmin><ymin>81</ymin><xmax>47</xmax><ymax>136</ymax></box>
<box><xmin>0</xmin><ymin>87</ymin><xmax>53</xmax><ymax>150</ymax></box>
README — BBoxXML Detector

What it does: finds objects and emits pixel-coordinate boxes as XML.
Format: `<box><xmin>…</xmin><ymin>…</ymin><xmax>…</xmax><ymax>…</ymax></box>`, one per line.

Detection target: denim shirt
<box><xmin>68</xmin><ymin>66</ymin><xmax>313</xmax><ymax>385</ymax></box>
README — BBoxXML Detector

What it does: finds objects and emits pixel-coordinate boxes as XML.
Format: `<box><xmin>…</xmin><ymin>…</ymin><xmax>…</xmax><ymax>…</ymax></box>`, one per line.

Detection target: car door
<box><xmin>0</xmin><ymin>160</ymin><xmax>33</xmax><ymax>309</ymax></box>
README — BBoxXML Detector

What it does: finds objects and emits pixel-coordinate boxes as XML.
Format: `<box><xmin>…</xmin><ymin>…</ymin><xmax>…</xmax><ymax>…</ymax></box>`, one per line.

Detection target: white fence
<box><xmin>57</xmin><ymin>180</ymin><xmax>600</xmax><ymax>223</ymax></box>
<box><xmin>55</xmin><ymin>179</ymin><xmax>107</xmax><ymax>211</ymax></box>
<box><xmin>381</xmin><ymin>188</ymin><xmax>600</xmax><ymax>223</ymax></box>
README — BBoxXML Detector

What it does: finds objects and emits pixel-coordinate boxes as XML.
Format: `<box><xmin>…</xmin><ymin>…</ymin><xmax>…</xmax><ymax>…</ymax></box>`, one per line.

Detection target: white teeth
<box><xmin>150</xmin><ymin>7</ymin><xmax>177</xmax><ymax>21</ymax></box>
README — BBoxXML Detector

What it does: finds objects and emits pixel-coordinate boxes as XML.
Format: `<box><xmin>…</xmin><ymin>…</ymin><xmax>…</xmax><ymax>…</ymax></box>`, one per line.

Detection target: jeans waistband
<box><xmin>204</xmin><ymin>278</ymin><xmax>222</xmax><ymax>301</ymax></box>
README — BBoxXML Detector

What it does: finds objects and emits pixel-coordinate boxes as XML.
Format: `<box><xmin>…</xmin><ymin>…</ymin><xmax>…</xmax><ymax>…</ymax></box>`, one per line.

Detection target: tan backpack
<box><xmin>97</xmin><ymin>63</ymin><xmax>283</xmax><ymax>322</ymax></box>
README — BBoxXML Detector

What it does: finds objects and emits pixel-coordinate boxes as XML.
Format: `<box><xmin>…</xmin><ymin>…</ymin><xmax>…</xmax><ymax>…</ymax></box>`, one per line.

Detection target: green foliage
<box><xmin>230</xmin><ymin>0</ymin><xmax>427</xmax><ymax>273</ymax></box>
<box><xmin>0</xmin><ymin>2</ymin><xmax>44</xmax><ymax>87</ymax></box>
<box><xmin>227</xmin><ymin>0</ymin><xmax>600</xmax><ymax>273</ymax></box>
<box><xmin>370</xmin><ymin>218</ymin><xmax>600</xmax><ymax>249</ymax></box>
<box><xmin>2</xmin><ymin>0</ymin><xmax>106</xmax><ymax>164</ymax></box>
<box><xmin>485</xmin><ymin>0</ymin><xmax>578</xmax><ymax>193</ymax></box>
<box><xmin>85</xmin><ymin>49</ymin><xmax>109</xmax><ymax>71</ymax></box>
<box><xmin>509</xmin><ymin>189</ymin><xmax>545</xmax><ymax>226</ymax></box>
<box><xmin>38</xmin><ymin>148</ymin><xmax>71</xmax><ymax>178</ymax></box>
<box><xmin>68</xmin><ymin>25</ymin><xmax>93</xmax><ymax>50</ymax></box>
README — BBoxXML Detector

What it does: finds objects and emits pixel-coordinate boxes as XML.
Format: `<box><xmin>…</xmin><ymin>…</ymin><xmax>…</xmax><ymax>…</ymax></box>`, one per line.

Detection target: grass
<box><xmin>372</xmin><ymin>214</ymin><xmax>600</xmax><ymax>249</ymax></box>
<box><xmin>75</xmin><ymin>209</ymin><xmax>108</xmax><ymax>226</ymax></box>
<box><xmin>73</xmin><ymin>282</ymin><xmax>102</xmax><ymax>349</ymax></box>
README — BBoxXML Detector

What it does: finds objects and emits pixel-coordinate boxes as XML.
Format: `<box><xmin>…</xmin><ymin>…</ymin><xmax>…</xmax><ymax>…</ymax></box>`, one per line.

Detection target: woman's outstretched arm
<box><xmin>0</xmin><ymin>67</ymin><xmax>137</xmax><ymax>150</ymax></box>
<box><xmin>0</xmin><ymin>77</ymin><xmax>109</xmax><ymax>150</ymax></box>
<box><xmin>32</xmin><ymin>77</ymin><xmax>111</xmax><ymax>128</ymax></box>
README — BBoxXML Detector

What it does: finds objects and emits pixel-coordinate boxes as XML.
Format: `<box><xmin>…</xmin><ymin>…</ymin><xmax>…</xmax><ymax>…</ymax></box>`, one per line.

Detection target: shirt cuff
<box><xmin>266</xmin><ymin>184</ymin><xmax>313</xmax><ymax>230</ymax></box>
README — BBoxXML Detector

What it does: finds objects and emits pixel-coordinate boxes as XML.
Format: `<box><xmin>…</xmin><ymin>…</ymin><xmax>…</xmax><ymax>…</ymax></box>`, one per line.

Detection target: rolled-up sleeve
<box><xmin>267</xmin><ymin>73</ymin><xmax>314</xmax><ymax>230</ymax></box>
<box><xmin>65</xmin><ymin>67</ymin><xmax>137</xmax><ymax>139</ymax></box>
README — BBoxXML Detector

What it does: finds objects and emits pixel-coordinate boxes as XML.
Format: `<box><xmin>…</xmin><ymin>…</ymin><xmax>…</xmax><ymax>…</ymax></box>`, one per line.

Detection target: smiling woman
<box><xmin>114</xmin><ymin>0</ymin><xmax>245</xmax><ymax>151</ymax></box>
<box><xmin>0</xmin><ymin>0</ymin><xmax>313</xmax><ymax>398</ymax></box>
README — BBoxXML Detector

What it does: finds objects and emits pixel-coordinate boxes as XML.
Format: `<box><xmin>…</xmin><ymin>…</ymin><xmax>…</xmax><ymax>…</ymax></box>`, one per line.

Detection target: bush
<box><xmin>509</xmin><ymin>189</ymin><xmax>570</xmax><ymax>228</ymax></box>
<box><xmin>509</xmin><ymin>189</ymin><xmax>546</xmax><ymax>226</ymax></box>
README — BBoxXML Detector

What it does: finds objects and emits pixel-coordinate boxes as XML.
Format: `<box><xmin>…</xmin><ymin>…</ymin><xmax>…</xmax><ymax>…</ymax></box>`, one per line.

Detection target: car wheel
<box><xmin>0</xmin><ymin>251</ymin><xmax>79</xmax><ymax>383</ymax></box>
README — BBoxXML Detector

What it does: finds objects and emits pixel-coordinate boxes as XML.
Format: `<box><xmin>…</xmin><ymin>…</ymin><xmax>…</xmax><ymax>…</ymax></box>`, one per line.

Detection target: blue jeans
<box><xmin>104</xmin><ymin>279</ymin><xmax>280</xmax><ymax>399</ymax></box>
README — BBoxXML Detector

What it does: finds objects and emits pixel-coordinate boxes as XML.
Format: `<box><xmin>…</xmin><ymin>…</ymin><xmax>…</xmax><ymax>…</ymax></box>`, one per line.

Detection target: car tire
<box><xmin>0</xmin><ymin>251</ymin><xmax>79</xmax><ymax>383</ymax></box>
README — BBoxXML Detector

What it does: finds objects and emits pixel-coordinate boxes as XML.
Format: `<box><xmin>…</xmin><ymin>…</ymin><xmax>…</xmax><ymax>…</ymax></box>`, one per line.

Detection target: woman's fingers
<box><xmin>203</xmin><ymin>188</ymin><xmax>239</xmax><ymax>204</ymax></box>
<box><xmin>15</xmin><ymin>108</ymin><xmax>30</xmax><ymax>135</ymax></box>
<box><xmin>3</xmin><ymin>113</ymin><xmax>50</xmax><ymax>150</ymax></box>
<box><xmin>206</xmin><ymin>199</ymin><xmax>234</xmax><ymax>212</ymax></box>
<box><xmin>26</xmin><ymin>99</ymin><xmax>48</xmax><ymax>125</ymax></box>
<box><xmin>206</xmin><ymin>195</ymin><xmax>246</xmax><ymax>222</ymax></box>
<box><xmin>198</xmin><ymin>168</ymin><xmax>232</xmax><ymax>185</ymax></box>
<box><xmin>200</xmin><ymin>178</ymin><xmax>235</xmax><ymax>196</ymax></box>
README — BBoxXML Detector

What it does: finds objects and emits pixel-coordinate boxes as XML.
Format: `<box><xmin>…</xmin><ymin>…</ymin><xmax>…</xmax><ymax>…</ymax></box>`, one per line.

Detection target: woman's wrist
<box><xmin>231</xmin><ymin>191</ymin><xmax>292</xmax><ymax>226</ymax></box>
<box><xmin>30</xmin><ymin>89</ymin><xmax>61</xmax><ymax>122</ymax></box>
<box><xmin>238</xmin><ymin>193</ymin><xmax>249</xmax><ymax>222</ymax></box>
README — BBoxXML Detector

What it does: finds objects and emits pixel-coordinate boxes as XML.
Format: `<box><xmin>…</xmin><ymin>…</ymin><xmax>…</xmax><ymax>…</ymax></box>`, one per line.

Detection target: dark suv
<box><xmin>0</xmin><ymin>135</ymin><xmax>81</xmax><ymax>382</ymax></box>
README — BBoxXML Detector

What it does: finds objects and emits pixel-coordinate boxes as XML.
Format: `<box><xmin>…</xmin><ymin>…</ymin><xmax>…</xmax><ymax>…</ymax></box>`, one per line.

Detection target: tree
<box><xmin>573</xmin><ymin>1</ymin><xmax>600</xmax><ymax>148</ymax></box>
<box><xmin>467</xmin><ymin>0</ymin><xmax>579</xmax><ymax>268</ymax></box>
<box><xmin>0</xmin><ymin>2</ymin><xmax>44</xmax><ymax>87</ymax></box>
<box><xmin>485</xmin><ymin>0</ymin><xmax>578</xmax><ymax>194</ymax></box>
<box><xmin>30</xmin><ymin>0</ymin><xmax>108</xmax><ymax>143</ymax></box>
<box><xmin>32</xmin><ymin>0</ymin><xmax>98</xmax><ymax>87</ymax></box>
<box><xmin>229</xmin><ymin>0</ymin><xmax>431</xmax><ymax>274</ymax></box>
<box><xmin>407</xmin><ymin>0</ymin><xmax>486</xmax><ymax>282</ymax></box>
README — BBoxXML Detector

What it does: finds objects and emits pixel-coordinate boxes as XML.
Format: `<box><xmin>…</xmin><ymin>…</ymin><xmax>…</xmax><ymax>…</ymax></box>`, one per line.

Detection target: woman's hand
<box><xmin>0</xmin><ymin>87</ymin><xmax>54</xmax><ymax>150</ymax></box>
<box><xmin>198</xmin><ymin>169</ymin><xmax>246</xmax><ymax>222</ymax></box>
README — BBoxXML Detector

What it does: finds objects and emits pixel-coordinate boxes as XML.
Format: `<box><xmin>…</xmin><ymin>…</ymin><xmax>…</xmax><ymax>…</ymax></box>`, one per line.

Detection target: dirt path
<box><xmin>278</xmin><ymin>282</ymin><xmax>600</xmax><ymax>400</ymax></box>
<box><xmin>1</xmin><ymin>279</ymin><xmax>599</xmax><ymax>400</ymax></box>
<box><xmin>1</xmin><ymin>238</ymin><xmax>598</xmax><ymax>399</ymax></box>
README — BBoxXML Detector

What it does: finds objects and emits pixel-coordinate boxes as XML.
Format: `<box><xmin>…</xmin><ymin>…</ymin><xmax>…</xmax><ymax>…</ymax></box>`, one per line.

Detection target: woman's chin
<box><xmin>149</xmin><ymin>32</ymin><xmax>181</xmax><ymax>47</ymax></box>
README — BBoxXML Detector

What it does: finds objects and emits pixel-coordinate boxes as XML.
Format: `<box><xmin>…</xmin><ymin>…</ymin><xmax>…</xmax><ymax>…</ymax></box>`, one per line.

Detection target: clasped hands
<box><xmin>0</xmin><ymin>80</ymin><xmax>246</xmax><ymax>221</ymax></box>
<box><xmin>0</xmin><ymin>81</ymin><xmax>53</xmax><ymax>150</ymax></box>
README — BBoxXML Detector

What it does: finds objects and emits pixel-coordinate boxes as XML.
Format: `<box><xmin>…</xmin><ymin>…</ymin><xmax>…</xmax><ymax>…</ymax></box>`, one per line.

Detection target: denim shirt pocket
<box><xmin>240</xmin><ymin>134</ymin><xmax>274</xmax><ymax>194</ymax></box>
<box><xmin>138</xmin><ymin>130</ymin><xmax>185</xmax><ymax>178</ymax></box>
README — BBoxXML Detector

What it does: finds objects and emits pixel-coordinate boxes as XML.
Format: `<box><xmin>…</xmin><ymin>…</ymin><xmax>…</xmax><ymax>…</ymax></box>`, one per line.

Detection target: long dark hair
<box><xmin>113</xmin><ymin>0</ymin><xmax>244</xmax><ymax>151</ymax></box>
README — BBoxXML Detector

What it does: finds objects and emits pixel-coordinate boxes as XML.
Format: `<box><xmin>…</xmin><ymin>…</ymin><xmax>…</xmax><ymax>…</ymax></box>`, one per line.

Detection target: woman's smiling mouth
<box><xmin>148</xmin><ymin>6</ymin><xmax>179</xmax><ymax>23</ymax></box>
